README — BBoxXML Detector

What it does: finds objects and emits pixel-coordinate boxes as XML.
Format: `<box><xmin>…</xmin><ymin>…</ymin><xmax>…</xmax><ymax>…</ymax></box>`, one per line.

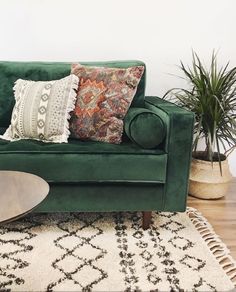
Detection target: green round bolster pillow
<box><xmin>124</xmin><ymin>108</ymin><xmax>166</xmax><ymax>149</ymax></box>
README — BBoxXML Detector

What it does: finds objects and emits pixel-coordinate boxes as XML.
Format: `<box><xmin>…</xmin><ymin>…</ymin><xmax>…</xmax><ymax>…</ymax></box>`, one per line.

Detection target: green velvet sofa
<box><xmin>0</xmin><ymin>60</ymin><xmax>194</xmax><ymax>229</ymax></box>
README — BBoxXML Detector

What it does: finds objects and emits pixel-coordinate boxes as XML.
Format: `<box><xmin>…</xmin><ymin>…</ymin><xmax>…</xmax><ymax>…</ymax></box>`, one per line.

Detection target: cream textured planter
<box><xmin>189</xmin><ymin>152</ymin><xmax>232</xmax><ymax>199</ymax></box>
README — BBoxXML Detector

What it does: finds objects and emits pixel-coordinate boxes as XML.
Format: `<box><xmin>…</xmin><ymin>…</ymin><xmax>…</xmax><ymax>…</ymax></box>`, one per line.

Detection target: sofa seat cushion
<box><xmin>0</xmin><ymin>138</ymin><xmax>167</xmax><ymax>183</ymax></box>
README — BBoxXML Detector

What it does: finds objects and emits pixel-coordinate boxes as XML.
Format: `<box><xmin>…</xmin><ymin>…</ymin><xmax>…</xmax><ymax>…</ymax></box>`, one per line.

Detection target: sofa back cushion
<box><xmin>0</xmin><ymin>60</ymin><xmax>146</xmax><ymax>128</ymax></box>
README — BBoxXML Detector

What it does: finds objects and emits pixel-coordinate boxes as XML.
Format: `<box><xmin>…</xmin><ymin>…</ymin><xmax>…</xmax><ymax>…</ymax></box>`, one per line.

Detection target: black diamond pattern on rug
<box><xmin>0</xmin><ymin>210</ymin><xmax>232</xmax><ymax>291</ymax></box>
<box><xmin>160</xmin><ymin>220</ymin><xmax>185</xmax><ymax>234</ymax></box>
<box><xmin>168</xmin><ymin>236</ymin><xmax>194</xmax><ymax>250</ymax></box>
<box><xmin>179</xmin><ymin>254</ymin><xmax>206</xmax><ymax>271</ymax></box>
<box><xmin>46</xmin><ymin>213</ymin><xmax>108</xmax><ymax>291</ymax></box>
<box><xmin>0</xmin><ymin>217</ymin><xmax>41</xmax><ymax>289</ymax></box>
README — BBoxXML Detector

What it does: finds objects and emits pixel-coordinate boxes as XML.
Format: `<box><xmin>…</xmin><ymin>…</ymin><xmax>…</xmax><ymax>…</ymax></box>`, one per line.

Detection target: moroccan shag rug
<box><xmin>0</xmin><ymin>208</ymin><xmax>235</xmax><ymax>291</ymax></box>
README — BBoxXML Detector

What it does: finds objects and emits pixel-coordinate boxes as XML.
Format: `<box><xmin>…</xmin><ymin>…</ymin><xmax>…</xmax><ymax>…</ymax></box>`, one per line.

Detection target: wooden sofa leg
<box><xmin>142</xmin><ymin>211</ymin><xmax>152</xmax><ymax>230</ymax></box>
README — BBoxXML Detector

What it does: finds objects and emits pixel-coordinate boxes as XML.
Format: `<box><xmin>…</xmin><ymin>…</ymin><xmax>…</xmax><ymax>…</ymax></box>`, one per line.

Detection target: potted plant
<box><xmin>164</xmin><ymin>51</ymin><xmax>236</xmax><ymax>199</ymax></box>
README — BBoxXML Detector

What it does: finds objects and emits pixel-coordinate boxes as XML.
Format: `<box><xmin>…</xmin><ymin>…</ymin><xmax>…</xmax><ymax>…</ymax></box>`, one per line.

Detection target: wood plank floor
<box><xmin>188</xmin><ymin>178</ymin><xmax>236</xmax><ymax>259</ymax></box>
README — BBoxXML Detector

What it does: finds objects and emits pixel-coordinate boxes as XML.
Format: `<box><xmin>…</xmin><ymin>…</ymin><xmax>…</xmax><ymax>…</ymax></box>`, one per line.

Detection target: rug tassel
<box><xmin>187</xmin><ymin>207</ymin><xmax>236</xmax><ymax>286</ymax></box>
<box><xmin>230</xmin><ymin>272</ymin><xmax>236</xmax><ymax>280</ymax></box>
<box><xmin>225</xmin><ymin>267</ymin><xmax>236</xmax><ymax>273</ymax></box>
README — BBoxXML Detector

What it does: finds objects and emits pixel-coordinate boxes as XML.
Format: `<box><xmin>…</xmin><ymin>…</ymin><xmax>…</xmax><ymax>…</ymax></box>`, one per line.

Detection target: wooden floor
<box><xmin>188</xmin><ymin>178</ymin><xmax>236</xmax><ymax>259</ymax></box>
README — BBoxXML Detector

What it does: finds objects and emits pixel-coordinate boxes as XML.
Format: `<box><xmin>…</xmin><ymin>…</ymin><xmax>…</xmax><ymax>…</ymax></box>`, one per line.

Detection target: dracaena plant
<box><xmin>164</xmin><ymin>51</ymin><xmax>236</xmax><ymax>173</ymax></box>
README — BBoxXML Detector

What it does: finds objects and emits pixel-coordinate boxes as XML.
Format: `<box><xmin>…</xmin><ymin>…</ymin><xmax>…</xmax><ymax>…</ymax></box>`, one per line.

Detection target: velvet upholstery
<box><xmin>0</xmin><ymin>127</ymin><xmax>6</xmax><ymax>135</ymax></box>
<box><xmin>36</xmin><ymin>183</ymin><xmax>165</xmax><ymax>212</ymax></box>
<box><xmin>124</xmin><ymin>108</ymin><xmax>166</xmax><ymax>149</ymax></box>
<box><xmin>145</xmin><ymin>96</ymin><xmax>194</xmax><ymax>211</ymax></box>
<box><xmin>0</xmin><ymin>138</ymin><xmax>164</xmax><ymax>154</ymax></box>
<box><xmin>0</xmin><ymin>149</ymin><xmax>167</xmax><ymax>183</ymax></box>
<box><xmin>0</xmin><ymin>60</ymin><xmax>146</xmax><ymax>127</ymax></box>
<box><xmin>0</xmin><ymin>61</ymin><xmax>194</xmax><ymax>214</ymax></box>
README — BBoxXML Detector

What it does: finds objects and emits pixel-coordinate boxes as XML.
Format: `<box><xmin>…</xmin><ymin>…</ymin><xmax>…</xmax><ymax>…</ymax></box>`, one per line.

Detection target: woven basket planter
<box><xmin>189</xmin><ymin>151</ymin><xmax>232</xmax><ymax>199</ymax></box>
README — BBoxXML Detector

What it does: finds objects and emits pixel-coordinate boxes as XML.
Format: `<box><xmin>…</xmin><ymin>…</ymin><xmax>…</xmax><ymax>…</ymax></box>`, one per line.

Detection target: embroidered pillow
<box><xmin>1</xmin><ymin>75</ymin><xmax>79</xmax><ymax>143</ymax></box>
<box><xmin>70</xmin><ymin>64</ymin><xmax>144</xmax><ymax>144</ymax></box>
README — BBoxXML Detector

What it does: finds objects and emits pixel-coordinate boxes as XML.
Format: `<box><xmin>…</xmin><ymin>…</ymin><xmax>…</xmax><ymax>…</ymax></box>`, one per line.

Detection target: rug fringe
<box><xmin>186</xmin><ymin>207</ymin><xmax>236</xmax><ymax>287</ymax></box>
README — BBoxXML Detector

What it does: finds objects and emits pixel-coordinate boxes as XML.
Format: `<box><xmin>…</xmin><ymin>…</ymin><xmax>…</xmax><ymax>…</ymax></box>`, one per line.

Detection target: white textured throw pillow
<box><xmin>1</xmin><ymin>74</ymin><xmax>79</xmax><ymax>143</ymax></box>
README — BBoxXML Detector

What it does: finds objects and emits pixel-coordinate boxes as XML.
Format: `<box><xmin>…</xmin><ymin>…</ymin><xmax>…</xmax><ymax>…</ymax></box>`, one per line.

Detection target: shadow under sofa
<box><xmin>0</xmin><ymin>60</ymin><xmax>194</xmax><ymax>229</ymax></box>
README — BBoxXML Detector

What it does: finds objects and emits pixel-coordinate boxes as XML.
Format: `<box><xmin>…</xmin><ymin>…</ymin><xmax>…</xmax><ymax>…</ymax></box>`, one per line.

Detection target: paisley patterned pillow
<box><xmin>70</xmin><ymin>64</ymin><xmax>144</xmax><ymax>144</ymax></box>
<box><xmin>1</xmin><ymin>75</ymin><xmax>79</xmax><ymax>143</ymax></box>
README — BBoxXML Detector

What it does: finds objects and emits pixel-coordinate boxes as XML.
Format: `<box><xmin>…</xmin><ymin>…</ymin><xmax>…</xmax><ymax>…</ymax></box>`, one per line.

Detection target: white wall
<box><xmin>0</xmin><ymin>0</ymin><xmax>236</xmax><ymax>175</ymax></box>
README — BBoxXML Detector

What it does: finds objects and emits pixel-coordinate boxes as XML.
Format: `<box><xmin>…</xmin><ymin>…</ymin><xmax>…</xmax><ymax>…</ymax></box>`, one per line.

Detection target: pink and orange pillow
<box><xmin>69</xmin><ymin>64</ymin><xmax>144</xmax><ymax>144</ymax></box>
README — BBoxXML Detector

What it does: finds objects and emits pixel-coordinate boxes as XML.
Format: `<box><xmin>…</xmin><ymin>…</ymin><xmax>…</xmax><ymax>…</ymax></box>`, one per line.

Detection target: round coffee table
<box><xmin>0</xmin><ymin>171</ymin><xmax>49</xmax><ymax>223</ymax></box>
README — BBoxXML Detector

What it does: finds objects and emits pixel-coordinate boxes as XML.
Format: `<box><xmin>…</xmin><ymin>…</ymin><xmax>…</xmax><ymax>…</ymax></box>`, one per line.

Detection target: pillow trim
<box><xmin>56</xmin><ymin>74</ymin><xmax>79</xmax><ymax>143</ymax></box>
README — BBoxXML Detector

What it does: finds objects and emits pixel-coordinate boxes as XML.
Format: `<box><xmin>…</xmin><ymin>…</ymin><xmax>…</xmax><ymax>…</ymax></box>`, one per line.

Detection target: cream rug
<box><xmin>0</xmin><ymin>207</ymin><xmax>235</xmax><ymax>291</ymax></box>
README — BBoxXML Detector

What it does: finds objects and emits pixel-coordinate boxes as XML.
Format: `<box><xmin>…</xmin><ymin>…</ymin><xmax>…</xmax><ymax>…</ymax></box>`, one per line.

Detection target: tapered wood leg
<box><xmin>142</xmin><ymin>211</ymin><xmax>152</xmax><ymax>230</ymax></box>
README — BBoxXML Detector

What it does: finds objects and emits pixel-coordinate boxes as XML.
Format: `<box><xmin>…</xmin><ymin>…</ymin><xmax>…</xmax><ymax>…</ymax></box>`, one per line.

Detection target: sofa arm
<box><xmin>145</xmin><ymin>96</ymin><xmax>194</xmax><ymax>211</ymax></box>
